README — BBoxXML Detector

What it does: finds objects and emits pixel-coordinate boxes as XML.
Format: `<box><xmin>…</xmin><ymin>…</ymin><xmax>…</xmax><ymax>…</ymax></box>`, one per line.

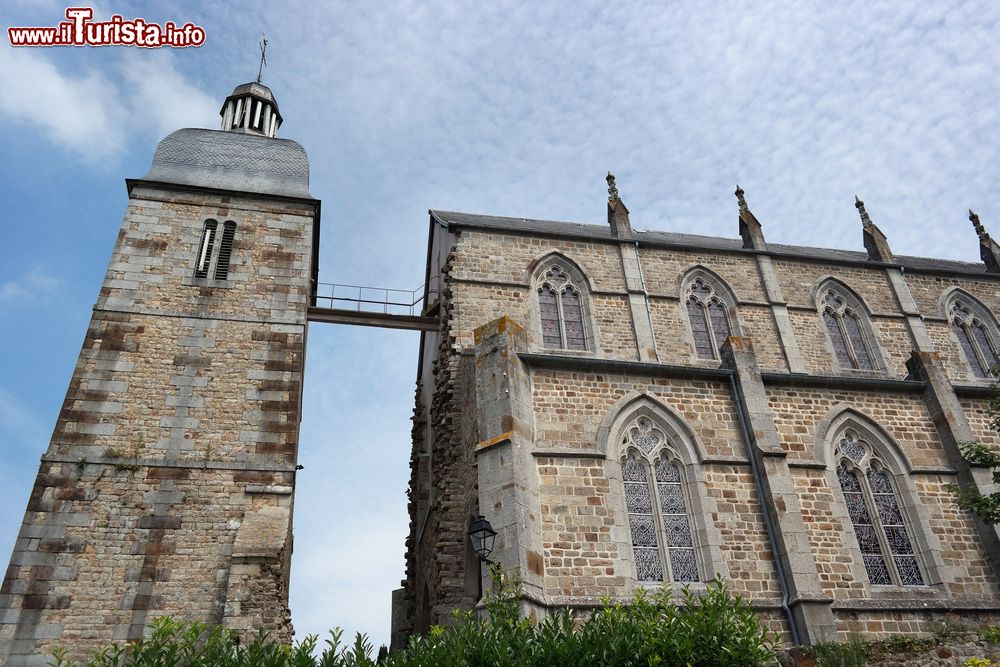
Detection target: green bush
<box><xmin>52</xmin><ymin>568</ymin><xmax>778</xmax><ymax>667</ymax></box>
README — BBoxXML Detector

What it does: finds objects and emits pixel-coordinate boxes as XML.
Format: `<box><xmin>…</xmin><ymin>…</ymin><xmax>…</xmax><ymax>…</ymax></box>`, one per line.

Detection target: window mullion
<box><xmin>647</xmin><ymin>460</ymin><xmax>670</xmax><ymax>581</ymax></box>
<box><xmin>556</xmin><ymin>291</ymin><xmax>567</xmax><ymax>348</ymax></box>
<box><xmin>702</xmin><ymin>302</ymin><xmax>717</xmax><ymax>360</ymax></box>
<box><xmin>968</xmin><ymin>322</ymin><xmax>991</xmax><ymax>374</ymax></box>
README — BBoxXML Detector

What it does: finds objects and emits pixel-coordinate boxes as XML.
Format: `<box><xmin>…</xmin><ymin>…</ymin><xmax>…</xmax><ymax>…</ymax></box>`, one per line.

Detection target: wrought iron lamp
<box><xmin>467</xmin><ymin>515</ymin><xmax>497</xmax><ymax>564</ymax></box>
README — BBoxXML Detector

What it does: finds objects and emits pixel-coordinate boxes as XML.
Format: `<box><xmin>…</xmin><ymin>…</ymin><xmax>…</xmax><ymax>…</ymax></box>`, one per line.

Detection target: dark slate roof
<box><xmin>143</xmin><ymin>128</ymin><xmax>310</xmax><ymax>198</ymax></box>
<box><xmin>430</xmin><ymin>210</ymin><xmax>989</xmax><ymax>277</ymax></box>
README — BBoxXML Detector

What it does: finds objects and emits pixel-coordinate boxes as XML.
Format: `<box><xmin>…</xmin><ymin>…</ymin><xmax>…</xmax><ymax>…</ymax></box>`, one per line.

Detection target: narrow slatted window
<box><xmin>194</xmin><ymin>220</ymin><xmax>218</xmax><ymax>278</ymax></box>
<box><xmin>538</xmin><ymin>286</ymin><xmax>561</xmax><ymax>348</ymax></box>
<box><xmin>623</xmin><ymin>455</ymin><xmax>662</xmax><ymax>582</ymax></box>
<box><xmin>655</xmin><ymin>458</ymin><xmax>698</xmax><ymax>582</ymax></box>
<box><xmin>843</xmin><ymin>312</ymin><xmax>874</xmax><ymax>370</ymax></box>
<box><xmin>562</xmin><ymin>288</ymin><xmax>586</xmax><ymax>350</ymax></box>
<box><xmin>214</xmin><ymin>221</ymin><xmax>237</xmax><ymax>280</ymax></box>
<box><xmin>687</xmin><ymin>299</ymin><xmax>713</xmax><ymax>358</ymax></box>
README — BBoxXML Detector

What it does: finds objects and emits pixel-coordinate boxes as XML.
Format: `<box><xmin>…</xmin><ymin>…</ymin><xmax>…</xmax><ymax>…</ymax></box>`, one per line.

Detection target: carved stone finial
<box><xmin>735</xmin><ymin>185</ymin><xmax>748</xmax><ymax>213</ymax></box>
<box><xmin>971</xmin><ymin>209</ymin><xmax>988</xmax><ymax>241</ymax></box>
<box><xmin>855</xmin><ymin>195</ymin><xmax>873</xmax><ymax>227</ymax></box>
<box><xmin>606</xmin><ymin>172</ymin><xmax>620</xmax><ymax>203</ymax></box>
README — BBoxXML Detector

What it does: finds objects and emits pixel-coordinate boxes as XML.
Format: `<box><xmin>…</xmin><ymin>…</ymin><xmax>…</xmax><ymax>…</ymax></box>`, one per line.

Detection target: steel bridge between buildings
<box><xmin>307</xmin><ymin>279</ymin><xmax>440</xmax><ymax>332</ymax></box>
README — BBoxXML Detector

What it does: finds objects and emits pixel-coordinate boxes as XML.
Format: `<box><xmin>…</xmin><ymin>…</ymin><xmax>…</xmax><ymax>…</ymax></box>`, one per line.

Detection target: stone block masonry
<box><xmin>0</xmin><ymin>182</ymin><xmax>317</xmax><ymax>663</ymax></box>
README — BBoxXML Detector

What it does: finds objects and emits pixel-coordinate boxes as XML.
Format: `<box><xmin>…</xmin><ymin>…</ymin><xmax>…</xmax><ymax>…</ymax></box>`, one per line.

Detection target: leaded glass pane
<box><xmin>688</xmin><ymin>299</ymin><xmax>714</xmax><ymax>358</ymax></box>
<box><xmin>625</xmin><ymin>482</ymin><xmax>653</xmax><ymax>514</ymax></box>
<box><xmin>662</xmin><ymin>515</ymin><xmax>693</xmax><ymax>548</ymax></box>
<box><xmin>690</xmin><ymin>279</ymin><xmax>711</xmax><ymax>299</ymax></box>
<box><xmin>539</xmin><ymin>286</ymin><xmax>561</xmax><ymax>348</ymax></box>
<box><xmin>629</xmin><ymin>514</ymin><xmax>658</xmax><ymax>548</ymax></box>
<box><xmin>840</xmin><ymin>435</ymin><xmax>865</xmax><ymax>463</ymax></box>
<box><xmin>873</xmin><ymin>493</ymin><xmax>902</xmax><ymax>526</ymax></box>
<box><xmin>867</xmin><ymin>468</ymin><xmax>893</xmax><ymax>495</ymax></box>
<box><xmin>838</xmin><ymin>465</ymin><xmax>862</xmax><ymax>492</ymax></box>
<box><xmin>825</xmin><ymin>311</ymin><xmax>853</xmax><ymax>367</ymax></box>
<box><xmin>658</xmin><ymin>484</ymin><xmax>686</xmax><ymax>515</ymax></box>
<box><xmin>562</xmin><ymin>289</ymin><xmax>586</xmax><ymax>350</ymax></box>
<box><xmin>668</xmin><ymin>548</ymin><xmax>699</xmax><ymax>582</ymax></box>
<box><xmin>634</xmin><ymin>547</ymin><xmax>663</xmax><ymax>582</ymax></box>
<box><xmin>654</xmin><ymin>458</ymin><xmax>681</xmax><ymax>483</ymax></box>
<box><xmin>884</xmin><ymin>527</ymin><xmax>913</xmax><ymax>554</ymax></box>
<box><xmin>895</xmin><ymin>555</ymin><xmax>923</xmax><ymax>586</ymax></box>
<box><xmin>854</xmin><ymin>524</ymin><xmax>882</xmax><ymax>554</ymax></box>
<box><xmin>844</xmin><ymin>491</ymin><xmax>870</xmax><ymax>525</ymax></box>
<box><xmin>972</xmin><ymin>321</ymin><xmax>999</xmax><ymax>372</ymax></box>
<box><xmin>708</xmin><ymin>300</ymin><xmax>731</xmax><ymax>352</ymax></box>
<box><xmin>628</xmin><ymin>419</ymin><xmax>662</xmax><ymax>453</ymax></box>
<box><xmin>844</xmin><ymin>312</ymin><xmax>874</xmax><ymax>369</ymax></box>
<box><xmin>863</xmin><ymin>554</ymin><xmax>892</xmax><ymax>585</ymax></box>
<box><xmin>544</xmin><ymin>265</ymin><xmax>568</xmax><ymax>287</ymax></box>
<box><xmin>954</xmin><ymin>322</ymin><xmax>987</xmax><ymax>378</ymax></box>
<box><xmin>824</xmin><ymin>291</ymin><xmax>845</xmax><ymax>311</ymax></box>
<box><xmin>622</xmin><ymin>457</ymin><xmax>646</xmax><ymax>482</ymax></box>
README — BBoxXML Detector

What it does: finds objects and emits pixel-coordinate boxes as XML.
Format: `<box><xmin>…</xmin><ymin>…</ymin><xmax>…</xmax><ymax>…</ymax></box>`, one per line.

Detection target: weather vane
<box><xmin>256</xmin><ymin>33</ymin><xmax>268</xmax><ymax>84</ymax></box>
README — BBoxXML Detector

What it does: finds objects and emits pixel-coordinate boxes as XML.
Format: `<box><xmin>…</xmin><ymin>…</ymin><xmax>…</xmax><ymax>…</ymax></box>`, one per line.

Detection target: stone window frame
<box><xmin>814</xmin><ymin>406</ymin><xmax>945</xmax><ymax>597</ymax></box>
<box><xmin>941</xmin><ymin>288</ymin><xmax>1000</xmax><ymax>382</ymax></box>
<box><xmin>598</xmin><ymin>393</ymin><xmax>729</xmax><ymax>592</ymax></box>
<box><xmin>183</xmin><ymin>218</ymin><xmax>237</xmax><ymax>289</ymax></box>
<box><xmin>679</xmin><ymin>267</ymin><xmax>742</xmax><ymax>364</ymax></box>
<box><xmin>813</xmin><ymin>278</ymin><xmax>887</xmax><ymax>375</ymax></box>
<box><xmin>525</xmin><ymin>252</ymin><xmax>599</xmax><ymax>356</ymax></box>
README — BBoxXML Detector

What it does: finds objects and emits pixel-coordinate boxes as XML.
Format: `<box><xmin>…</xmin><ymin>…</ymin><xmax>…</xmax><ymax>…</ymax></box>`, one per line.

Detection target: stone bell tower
<box><xmin>0</xmin><ymin>81</ymin><xmax>320</xmax><ymax>664</ymax></box>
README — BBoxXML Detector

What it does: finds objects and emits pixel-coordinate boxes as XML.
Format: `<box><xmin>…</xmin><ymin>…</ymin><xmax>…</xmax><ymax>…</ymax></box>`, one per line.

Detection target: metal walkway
<box><xmin>307</xmin><ymin>280</ymin><xmax>439</xmax><ymax>332</ymax></box>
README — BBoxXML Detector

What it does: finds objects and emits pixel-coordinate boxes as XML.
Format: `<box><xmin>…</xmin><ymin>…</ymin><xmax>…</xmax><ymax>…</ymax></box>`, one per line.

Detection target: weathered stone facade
<box><xmin>0</xmin><ymin>84</ymin><xmax>318</xmax><ymax>664</ymax></box>
<box><xmin>396</xmin><ymin>192</ymin><xmax>1000</xmax><ymax>649</ymax></box>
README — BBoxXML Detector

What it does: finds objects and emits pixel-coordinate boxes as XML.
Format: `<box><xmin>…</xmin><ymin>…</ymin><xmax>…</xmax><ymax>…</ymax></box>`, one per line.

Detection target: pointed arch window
<box><xmin>685</xmin><ymin>276</ymin><xmax>735</xmax><ymax>360</ymax></box>
<box><xmin>835</xmin><ymin>433</ymin><xmax>924</xmax><ymax>587</ymax></box>
<box><xmin>820</xmin><ymin>287</ymin><xmax>877</xmax><ymax>370</ymax></box>
<box><xmin>949</xmin><ymin>297</ymin><xmax>999</xmax><ymax>378</ymax></box>
<box><xmin>536</xmin><ymin>264</ymin><xmax>587</xmax><ymax>351</ymax></box>
<box><xmin>621</xmin><ymin>417</ymin><xmax>699</xmax><ymax>583</ymax></box>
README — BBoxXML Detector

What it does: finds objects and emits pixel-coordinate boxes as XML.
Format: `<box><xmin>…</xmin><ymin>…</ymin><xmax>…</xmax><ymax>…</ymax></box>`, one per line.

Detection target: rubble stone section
<box><xmin>0</xmin><ymin>184</ymin><xmax>315</xmax><ymax>663</ymax></box>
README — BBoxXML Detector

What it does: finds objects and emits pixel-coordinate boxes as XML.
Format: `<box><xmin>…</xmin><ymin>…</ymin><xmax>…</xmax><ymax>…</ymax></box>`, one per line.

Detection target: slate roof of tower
<box><xmin>142</xmin><ymin>128</ymin><xmax>310</xmax><ymax>198</ymax></box>
<box><xmin>430</xmin><ymin>209</ymin><xmax>990</xmax><ymax>277</ymax></box>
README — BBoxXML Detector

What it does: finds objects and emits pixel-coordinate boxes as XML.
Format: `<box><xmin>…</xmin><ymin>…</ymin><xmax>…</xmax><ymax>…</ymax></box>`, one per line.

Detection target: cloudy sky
<box><xmin>2</xmin><ymin>0</ymin><xmax>999</xmax><ymax>650</ymax></box>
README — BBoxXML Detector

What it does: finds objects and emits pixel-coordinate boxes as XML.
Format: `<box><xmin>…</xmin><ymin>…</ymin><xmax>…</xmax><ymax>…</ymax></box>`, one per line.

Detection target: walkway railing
<box><xmin>312</xmin><ymin>276</ymin><xmax>439</xmax><ymax>317</ymax></box>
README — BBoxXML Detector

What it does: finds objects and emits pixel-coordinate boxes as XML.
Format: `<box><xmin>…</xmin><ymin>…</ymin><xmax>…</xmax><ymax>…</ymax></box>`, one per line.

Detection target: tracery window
<box><xmin>621</xmin><ymin>417</ymin><xmax>699</xmax><ymax>583</ymax></box>
<box><xmin>949</xmin><ymin>297</ymin><xmax>1000</xmax><ymax>378</ymax></box>
<box><xmin>820</xmin><ymin>287</ymin><xmax>877</xmax><ymax>370</ymax></box>
<box><xmin>835</xmin><ymin>433</ymin><xmax>924</xmax><ymax>587</ymax></box>
<box><xmin>685</xmin><ymin>277</ymin><xmax>733</xmax><ymax>360</ymax></box>
<box><xmin>536</xmin><ymin>264</ymin><xmax>587</xmax><ymax>350</ymax></box>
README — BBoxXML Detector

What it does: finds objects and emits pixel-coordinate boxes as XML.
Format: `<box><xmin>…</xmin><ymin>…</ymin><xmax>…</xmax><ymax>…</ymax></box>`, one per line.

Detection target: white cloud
<box><xmin>0</xmin><ymin>267</ymin><xmax>61</xmax><ymax>306</ymax></box>
<box><xmin>0</xmin><ymin>45</ymin><xmax>215</xmax><ymax>159</ymax></box>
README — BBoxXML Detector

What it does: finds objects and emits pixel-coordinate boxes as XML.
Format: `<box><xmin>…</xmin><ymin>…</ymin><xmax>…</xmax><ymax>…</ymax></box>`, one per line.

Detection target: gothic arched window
<box><xmin>535</xmin><ymin>263</ymin><xmax>588</xmax><ymax>351</ymax></box>
<box><xmin>621</xmin><ymin>417</ymin><xmax>699</xmax><ymax>583</ymax></box>
<box><xmin>683</xmin><ymin>272</ymin><xmax>739</xmax><ymax>360</ymax></box>
<box><xmin>948</xmin><ymin>294</ymin><xmax>1000</xmax><ymax>379</ymax></box>
<box><xmin>835</xmin><ymin>433</ymin><xmax>924</xmax><ymax>587</ymax></box>
<box><xmin>818</xmin><ymin>284</ymin><xmax>879</xmax><ymax>371</ymax></box>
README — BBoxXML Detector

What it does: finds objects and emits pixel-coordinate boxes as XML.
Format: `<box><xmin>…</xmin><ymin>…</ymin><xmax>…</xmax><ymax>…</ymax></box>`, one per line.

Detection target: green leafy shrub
<box><xmin>52</xmin><ymin>568</ymin><xmax>778</xmax><ymax>667</ymax></box>
<box><xmin>808</xmin><ymin>637</ymin><xmax>868</xmax><ymax>667</ymax></box>
<box><xmin>983</xmin><ymin>626</ymin><xmax>1000</xmax><ymax>643</ymax></box>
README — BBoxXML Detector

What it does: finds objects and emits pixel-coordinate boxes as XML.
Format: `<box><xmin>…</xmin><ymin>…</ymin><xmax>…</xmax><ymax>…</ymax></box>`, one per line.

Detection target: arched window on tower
<box><xmin>818</xmin><ymin>282</ymin><xmax>880</xmax><ymax>371</ymax></box>
<box><xmin>946</xmin><ymin>292</ymin><xmax>1000</xmax><ymax>379</ymax></box>
<box><xmin>835</xmin><ymin>432</ymin><xmax>924</xmax><ymax>587</ymax></box>
<box><xmin>621</xmin><ymin>417</ymin><xmax>699</xmax><ymax>583</ymax></box>
<box><xmin>533</xmin><ymin>261</ymin><xmax>590</xmax><ymax>351</ymax></box>
<box><xmin>682</xmin><ymin>271</ymin><xmax>740</xmax><ymax>360</ymax></box>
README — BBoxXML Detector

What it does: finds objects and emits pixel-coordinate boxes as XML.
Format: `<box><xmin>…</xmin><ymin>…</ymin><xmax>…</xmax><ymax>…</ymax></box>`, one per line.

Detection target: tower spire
<box><xmin>855</xmin><ymin>195</ymin><xmax>893</xmax><ymax>262</ymax></box>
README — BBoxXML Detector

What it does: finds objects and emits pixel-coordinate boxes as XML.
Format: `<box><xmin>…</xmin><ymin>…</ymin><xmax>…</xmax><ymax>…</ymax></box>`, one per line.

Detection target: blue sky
<box><xmin>1</xmin><ymin>0</ymin><xmax>999</xmax><ymax>650</ymax></box>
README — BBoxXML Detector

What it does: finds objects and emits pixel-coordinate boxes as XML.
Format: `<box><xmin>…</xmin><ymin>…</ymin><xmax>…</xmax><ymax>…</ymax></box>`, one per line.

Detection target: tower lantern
<box><xmin>220</xmin><ymin>82</ymin><xmax>282</xmax><ymax>137</ymax></box>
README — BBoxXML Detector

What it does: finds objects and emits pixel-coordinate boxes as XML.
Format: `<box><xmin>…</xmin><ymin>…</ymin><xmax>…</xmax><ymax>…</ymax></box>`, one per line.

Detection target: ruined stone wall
<box><xmin>0</xmin><ymin>185</ymin><xmax>315</xmax><ymax>663</ymax></box>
